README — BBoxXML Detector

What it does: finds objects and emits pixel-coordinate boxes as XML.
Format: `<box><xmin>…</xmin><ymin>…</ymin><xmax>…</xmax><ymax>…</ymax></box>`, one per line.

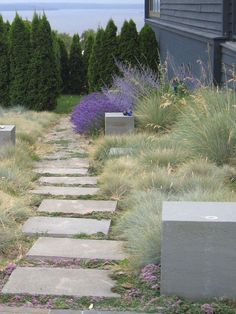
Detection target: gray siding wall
<box><xmin>158</xmin><ymin>0</ymin><xmax>223</xmax><ymax>35</ymax></box>
<box><xmin>221</xmin><ymin>42</ymin><xmax>236</xmax><ymax>87</ymax></box>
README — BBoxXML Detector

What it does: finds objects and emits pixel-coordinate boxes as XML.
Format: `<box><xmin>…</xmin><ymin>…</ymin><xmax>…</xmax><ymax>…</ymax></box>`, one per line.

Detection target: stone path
<box><xmin>34</xmin><ymin>158</ymin><xmax>90</xmax><ymax>168</ymax></box>
<box><xmin>34</xmin><ymin>168</ymin><xmax>88</xmax><ymax>175</ymax></box>
<box><xmin>2</xmin><ymin>267</ymin><xmax>119</xmax><ymax>298</ymax></box>
<box><xmin>0</xmin><ymin>307</ymin><xmax>147</xmax><ymax>314</ymax></box>
<box><xmin>38</xmin><ymin>199</ymin><xmax>117</xmax><ymax>215</ymax></box>
<box><xmin>22</xmin><ymin>217</ymin><xmax>111</xmax><ymax>237</ymax></box>
<box><xmin>31</xmin><ymin>186</ymin><xmax>100</xmax><ymax>196</ymax></box>
<box><xmin>27</xmin><ymin>238</ymin><xmax>127</xmax><ymax>261</ymax></box>
<box><xmin>38</xmin><ymin>176</ymin><xmax>98</xmax><ymax>186</ymax></box>
<box><xmin>1</xmin><ymin>117</ymin><xmax>127</xmax><ymax>305</ymax></box>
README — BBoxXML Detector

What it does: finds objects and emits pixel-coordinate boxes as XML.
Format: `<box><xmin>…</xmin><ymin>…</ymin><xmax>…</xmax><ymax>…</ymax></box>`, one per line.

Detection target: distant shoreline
<box><xmin>0</xmin><ymin>2</ymin><xmax>143</xmax><ymax>12</ymax></box>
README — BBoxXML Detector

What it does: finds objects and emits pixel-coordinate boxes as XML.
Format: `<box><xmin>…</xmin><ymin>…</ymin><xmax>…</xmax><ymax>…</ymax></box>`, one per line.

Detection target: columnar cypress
<box><xmin>139</xmin><ymin>24</ymin><xmax>159</xmax><ymax>72</ymax></box>
<box><xmin>9</xmin><ymin>14</ymin><xmax>31</xmax><ymax>107</ymax></box>
<box><xmin>52</xmin><ymin>31</ymin><xmax>62</xmax><ymax>94</ymax></box>
<box><xmin>83</xmin><ymin>33</ymin><xmax>95</xmax><ymax>92</ymax></box>
<box><xmin>88</xmin><ymin>28</ymin><xmax>105</xmax><ymax>92</ymax></box>
<box><xmin>101</xmin><ymin>19</ymin><xmax>118</xmax><ymax>87</ymax></box>
<box><xmin>36</xmin><ymin>14</ymin><xmax>58</xmax><ymax>111</ymax></box>
<box><xmin>69</xmin><ymin>34</ymin><xmax>85</xmax><ymax>94</ymax></box>
<box><xmin>58</xmin><ymin>38</ymin><xmax>69</xmax><ymax>93</ymax></box>
<box><xmin>119</xmin><ymin>19</ymin><xmax>139</xmax><ymax>66</ymax></box>
<box><xmin>0</xmin><ymin>16</ymin><xmax>10</xmax><ymax>107</ymax></box>
<box><xmin>28</xmin><ymin>13</ymin><xmax>41</xmax><ymax>109</ymax></box>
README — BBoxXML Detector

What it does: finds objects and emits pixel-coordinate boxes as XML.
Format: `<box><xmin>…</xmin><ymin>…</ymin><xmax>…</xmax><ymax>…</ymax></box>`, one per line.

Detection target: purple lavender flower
<box><xmin>103</xmin><ymin>62</ymin><xmax>160</xmax><ymax>110</ymax></box>
<box><xmin>201</xmin><ymin>303</ymin><xmax>215</xmax><ymax>314</ymax></box>
<box><xmin>71</xmin><ymin>93</ymin><xmax>120</xmax><ymax>135</ymax></box>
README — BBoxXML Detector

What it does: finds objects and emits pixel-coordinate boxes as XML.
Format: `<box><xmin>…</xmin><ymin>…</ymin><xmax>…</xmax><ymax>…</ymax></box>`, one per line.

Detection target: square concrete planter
<box><xmin>105</xmin><ymin>113</ymin><xmax>134</xmax><ymax>136</ymax></box>
<box><xmin>0</xmin><ymin>125</ymin><xmax>16</xmax><ymax>146</ymax></box>
<box><xmin>161</xmin><ymin>201</ymin><xmax>236</xmax><ymax>300</ymax></box>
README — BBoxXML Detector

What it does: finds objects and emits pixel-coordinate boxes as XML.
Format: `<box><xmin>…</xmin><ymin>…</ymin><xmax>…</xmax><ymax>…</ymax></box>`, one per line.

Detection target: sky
<box><xmin>2</xmin><ymin>0</ymin><xmax>143</xmax><ymax>3</ymax></box>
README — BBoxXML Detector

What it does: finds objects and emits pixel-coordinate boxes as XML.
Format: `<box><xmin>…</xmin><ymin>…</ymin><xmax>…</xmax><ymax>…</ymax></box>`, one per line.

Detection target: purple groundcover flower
<box><xmin>140</xmin><ymin>264</ymin><xmax>161</xmax><ymax>290</ymax></box>
<box><xmin>71</xmin><ymin>92</ymin><xmax>120</xmax><ymax>135</ymax></box>
<box><xmin>201</xmin><ymin>304</ymin><xmax>215</xmax><ymax>314</ymax></box>
<box><xmin>5</xmin><ymin>263</ymin><xmax>16</xmax><ymax>276</ymax></box>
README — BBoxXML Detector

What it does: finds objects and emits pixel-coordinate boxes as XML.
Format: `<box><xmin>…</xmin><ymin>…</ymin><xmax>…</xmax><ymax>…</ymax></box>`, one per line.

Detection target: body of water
<box><xmin>1</xmin><ymin>8</ymin><xmax>144</xmax><ymax>34</ymax></box>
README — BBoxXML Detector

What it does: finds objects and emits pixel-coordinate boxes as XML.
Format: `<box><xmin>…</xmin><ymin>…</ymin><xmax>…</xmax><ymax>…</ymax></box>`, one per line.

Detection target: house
<box><xmin>145</xmin><ymin>0</ymin><xmax>236</xmax><ymax>86</ymax></box>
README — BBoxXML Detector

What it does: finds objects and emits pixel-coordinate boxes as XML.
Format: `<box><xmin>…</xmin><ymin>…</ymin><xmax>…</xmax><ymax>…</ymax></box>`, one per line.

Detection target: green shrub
<box><xmin>174</xmin><ymin>88</ymin><xmax>236</xmax><ymax>165</ymax></box>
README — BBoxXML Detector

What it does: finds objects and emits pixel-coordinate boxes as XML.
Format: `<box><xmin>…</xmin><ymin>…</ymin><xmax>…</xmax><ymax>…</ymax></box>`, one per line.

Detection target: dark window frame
<box><xmin>149</xmin><ymin>0</ymin><xmax>160</xmax><ymax>18</ymax></box>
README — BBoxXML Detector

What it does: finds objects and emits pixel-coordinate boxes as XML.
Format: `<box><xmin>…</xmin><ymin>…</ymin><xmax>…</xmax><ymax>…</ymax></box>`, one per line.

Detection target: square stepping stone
<box><xmin>51</xmin><ymin>311</ymin><xmax>148</xmax><ymax>314</ymax></box>
<box><xmin>109</xmin><ymin>147</ymin><xmax>134</xmax><ymax>157</ymax></box>
<box><xmin>22</xmin><ymin>217</ymin><xmax>111</xmax><ymax>237</ymax></box>
<box><xmin>2</xmin><ymin>267</ymin><xmax>120</xmax><ymax>298</ymax></box>
<box><xmin>34</xmin><ymin>158</ymin><xmax>89</xmax><ymax>169</ymax></box>
<box><xmin>0</xmin><ymin>306</ymin><xmax>48</xmax><ymax>314</ymax></box>
<box><xmin>38</xmin><ymin>176</ymin><xmax>98</xmax><ymax>186</ymax></box>
<box><xmin>34</xmin><ymin>168</ymin><xmax>88</xmax><ymax>175</ymax></box>
<box><xmin>38</xmin><ymin>199</ymin><xmax>117</xmax><ymax>215</ymax></box>
<box><xmin>27</xmin><ymin>238</ymin><xmax>127</xmax><ymax>261</ymax></box>
<box><xmin>31</xmin><ymin>186</ymin><xmax>99</xmax><ymax>196</ymax></box>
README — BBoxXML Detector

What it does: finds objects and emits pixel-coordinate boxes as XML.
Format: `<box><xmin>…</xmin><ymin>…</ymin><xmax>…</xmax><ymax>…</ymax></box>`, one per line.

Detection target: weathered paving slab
<box><xmin>51</xmin><ymin>311</ymin><xmax>148</xmax><ymax>314</ymax></box>
<box><xmin>22</xmin><ymin>217</ymin><xmax>111</xmax><ymax>237</ymax></box>
<box><xmin>2</xmin><ymin>267</ymin><xmax>120</xmax><ymax>298</ymax></box>
<box><xmin>35</xmin><ymin>158</ymin><xmax>89</xmax><ymax>169</ymax></box>
<box><xmin>31</xmin><ymin>186</ymin><xmax>99</xmax><ymax>196</ymax></box>
<box><xmin>27</xmin><ymin>238</ymin><xmax>127</xmax><ymax>261</ymax></box>
<box><xmin>0</xmin><ymin>306</ymin><xmax>48</xmax><ymax>314</ymax></box>
<box><xmin>0</xmin><ymin>308</ymin><xmax>148</xmax><ymax>314</ymax></box>
<box><xmin>34</xmin><ymin>168</ymin><xmax>88</xmax><ymax>175</ymax></box>
<box><xmin>38</xmin><ymin>176</ymin><xmax>98</xmax><ymax>186</ymax></box>
<box><xmin>38</xmin><ymin>199</ymin><xmax>117</xmax><ymax>214</ymax></box>
<box><xmin>109</xmin><ymin>147</ymin><xmax>134</xmax><ymax>157</ymax></box>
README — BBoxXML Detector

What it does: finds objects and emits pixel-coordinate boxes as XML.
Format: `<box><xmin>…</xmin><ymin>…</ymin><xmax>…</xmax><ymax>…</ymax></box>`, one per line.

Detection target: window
<box><xmin>149</xmin><ymin>0</ymin><xmax>160</xmax><ymax>17</ymax></box>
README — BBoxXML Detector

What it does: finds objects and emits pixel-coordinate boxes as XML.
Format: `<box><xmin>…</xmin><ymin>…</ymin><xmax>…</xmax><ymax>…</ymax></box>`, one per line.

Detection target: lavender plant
<box><xmin>103</xmin><ymin>62</ymin><xmax>160</xmax><ymax>110</ymax></box>
<box><xmin>71</xmin><ymin>92</ymin><xmax>120</xmax><ymax>135</ymax></box>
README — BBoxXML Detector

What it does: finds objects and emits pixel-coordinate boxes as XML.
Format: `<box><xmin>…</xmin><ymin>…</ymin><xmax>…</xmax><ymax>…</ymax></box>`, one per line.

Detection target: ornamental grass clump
<box><xmin>71</xmin><ymin>93</ymin><xmax>120</xmax><ymax>135</ymax></box>
<box><xmin>173</xmin><ymin>88</ymin><xmax>236</xmax><ymax>165</ymax></box>
<box><xmin>135</xmin><ymin>90</ymin><xmax>185</xmax><ymax>132</ymax></box>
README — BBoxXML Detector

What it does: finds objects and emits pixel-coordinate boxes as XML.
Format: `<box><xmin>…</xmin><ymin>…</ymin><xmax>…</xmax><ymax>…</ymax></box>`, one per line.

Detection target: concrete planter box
<box><xmin>105</xmin><ymin>113</ymin><xmax>134</xmax><ymax>136</ymax></box>
<box><xmin>161</xmin><ymin>201</ymin><xmax>236</xmax><ymax>300</ymax></box>
<box><xmin>0</xmin><ymin>125</ymin><xmax>16</xmax><ymax>146</ymax></box>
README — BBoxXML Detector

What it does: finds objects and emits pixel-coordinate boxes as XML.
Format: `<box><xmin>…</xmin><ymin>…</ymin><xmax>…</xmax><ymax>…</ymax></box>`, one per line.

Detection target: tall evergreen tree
<box><xmin>139</xmin><ymin>24</ymin><xmax>159</xmax><ymax>72</ymax></box>
<box><xmin>0</xmin><ymin>16</ymin><xmax>10</xmax><ymax>107</ymax></box>
<box><xmin>88</xmin><ymin>28</ymin><xmax>105</xmax><ymax>91</ymax></box>
<box><xmin>9</xmin><ymin>14</ymin><xmax>31</xmax><ymax>107</ymax></box>
<box><xmin>27</xmin><ymin>13</ymin><xmax>41</xmax><ymax>108</ymax></box>
<box><xmin>119</xmin><ymin>19</ymin><xmax>139</xmax><ymax>66</ymax></box>
<box><xmin>69</xmin><ymin>34</ymin><xmax>85</xmax><ymax>94</ymax></box>
<box><xmin>101</xmin><ymin>19</ymin><xmax>118</xmax><ymax>87</ymax></box>
<box><xmin>52</xmin><ymin>31</ymin><xmax>62</xmax><ymax>94</ymax></box>
<box><xmin>58</xmin><ymin>38</ymin><xmax>69</xmax><ymax>93</ymax></box>
<box><xmin>4</xmin><ymin>21</ymin><xmax>11</xmax><ymax>35</ymax></box>
<box><xmin>83</xmin><ymin>33</ymin><xmax>94</xmax><ymax>92</ymax></box>
<box><xmin>34</xmin><ymin>14</ymin><xmax>58</xmax><ymax>111</ymax></box>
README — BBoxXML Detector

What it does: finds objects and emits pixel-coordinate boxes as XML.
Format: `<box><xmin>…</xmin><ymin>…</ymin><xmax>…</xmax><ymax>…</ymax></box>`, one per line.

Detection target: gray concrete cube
<box><xmin>105</xmin><ymin>113</ymin><xmax>134</xmax><ymax>135</ymax></box>
<box><xmin>161</xmin><ymin>201</ymin><xmax>236</xmax><ymax>300</ymax></box>
<box><xmin>0</xmin><ymin>125</ymin><xmax>16</xmax><ymax>146</ymax></box>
